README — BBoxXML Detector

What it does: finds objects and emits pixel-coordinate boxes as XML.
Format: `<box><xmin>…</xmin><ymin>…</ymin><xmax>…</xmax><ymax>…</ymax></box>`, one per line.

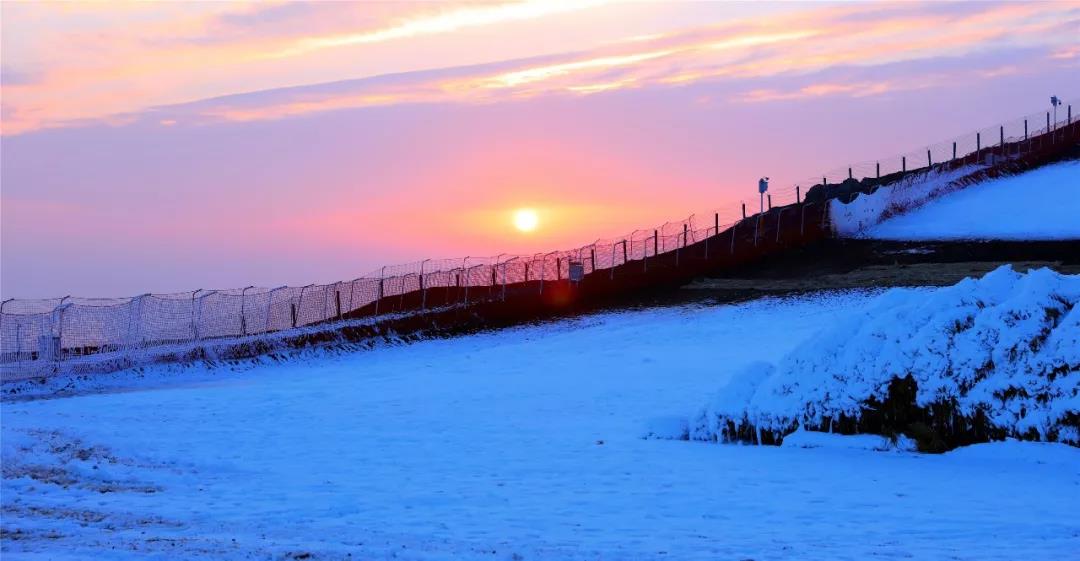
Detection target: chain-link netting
<box><xmin>2</xmin><ymin>100</ymin><xmax>1076</xmax><ymax>379</ymax></box>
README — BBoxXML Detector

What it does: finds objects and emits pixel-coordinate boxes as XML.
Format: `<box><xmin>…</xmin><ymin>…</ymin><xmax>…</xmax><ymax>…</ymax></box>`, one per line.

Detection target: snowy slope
<box><xmin>863</xmin><ymin>160</ymin><xmax>1080</xmax><ymax>240</ymax></box>
<box><xmin>829</xmin><ymin>164</ymin><xmax>983</xmax><ymax>237</ymax></box>
<box><xmin>4</xmin><ymin>292</ymin><xmax>1079</xmax><ymax>560</ymax></box>
<box><xmin>690</xmin><ymin>266</ymin><xmax>1080</xmax><ymax>447</ymax></box>
<box><xmin>832</xmin><ymin>159</ymin><xmax>1080</xmax><ymax>240</ymax></box>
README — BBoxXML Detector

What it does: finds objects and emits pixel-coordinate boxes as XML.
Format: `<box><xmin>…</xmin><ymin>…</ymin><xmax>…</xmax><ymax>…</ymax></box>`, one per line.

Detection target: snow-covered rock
<box><xmin>689</xmin><ymin>265</ymin><xmax>1080</xmax><ymax>450</ymax></box>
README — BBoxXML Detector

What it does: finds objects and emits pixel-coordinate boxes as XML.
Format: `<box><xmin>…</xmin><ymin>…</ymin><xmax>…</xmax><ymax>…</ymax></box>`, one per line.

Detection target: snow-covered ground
<box><xmin>3</xmin><ymin>292</ymin><xmax>1079</xmax><ymax>560</ymax></box>
<box><xmin>691</xmin><ymin>266</ymin><xmax>1080</xmax><ymax>446</ymax></box>
<box><xmin>833</xmin><ymin>159</ymin><xmax>1080</xmax><ymax>240</ymax></box>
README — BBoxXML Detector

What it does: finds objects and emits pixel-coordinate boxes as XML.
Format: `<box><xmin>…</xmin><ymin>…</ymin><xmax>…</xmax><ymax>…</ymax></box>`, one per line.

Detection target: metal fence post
<box><xmin>420</xmin><ymin>259</ymin><xmax>429</xmax><ymax>310</ymax></box>
<box><xmin>241</xmin><ymin>285</ymin><xmax>253</xmax><ymax>336</ymax></box>
<box><xmin>375</xmin><ymin>266</ymin><xmax>386</xmax><ymax>316</ymax></box>
<box><xmin>266</xmin><ymin>286</ymin><xmax>285</xmax><ymax>332</ymax></box>
<box><xmin>295</xmin><ymin>285</ymin><xmax>311</xmax><ymax>328</ymax></box>
<box><xmin>1</xmin><ymin>299</ymin><xmax>12</xmax><ymax>358</ymax></box>
<box><xmin>127</xmin><ymin>293</ymin><xmax>149</xmax><ymax>349</ymax></box>
<box><xmin>202</xmin><ymin>290</ymin><xmax>218</xmax><ymax>339</ymax></box>
<box><xmin>190</xmin><ymin>289</ymin><xmax>202</xmax><ymax>341</ymax></box>
<box><xmin>53</xmin><ymin>297</ymin><xmax>71</xmax><ymax>364</ymax></box>
<box><xmin>730</xmin><ymin>221</ymin><xmax>736</xmax><ymax>254</ymax></box>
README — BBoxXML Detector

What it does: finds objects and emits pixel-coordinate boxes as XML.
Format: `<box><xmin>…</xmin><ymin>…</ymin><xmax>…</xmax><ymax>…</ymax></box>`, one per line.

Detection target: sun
<box><xmin>513</xmin><ymin>208</ymin><xmax>539</xmax><ymax>232</ymax></box>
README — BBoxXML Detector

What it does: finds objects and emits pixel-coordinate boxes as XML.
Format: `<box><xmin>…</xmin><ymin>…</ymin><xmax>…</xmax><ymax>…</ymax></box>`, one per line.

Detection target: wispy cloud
<box><xmin>2</xmin><ymin>1</ymin><xmax>1077</xmax><ymax>135</ymax></box>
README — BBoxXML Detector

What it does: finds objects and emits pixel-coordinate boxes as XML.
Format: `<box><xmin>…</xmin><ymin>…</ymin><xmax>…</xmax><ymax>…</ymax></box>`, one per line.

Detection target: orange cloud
<box><xmin>3</xmin><ymin>1</ymin><xmax>1077</xmax><ymax>134</ymax></box>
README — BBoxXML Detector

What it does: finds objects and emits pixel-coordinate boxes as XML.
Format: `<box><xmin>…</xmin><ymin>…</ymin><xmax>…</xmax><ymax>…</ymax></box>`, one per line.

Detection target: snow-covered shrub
<box><xmin>689</xmin><ymin>266</ymin><xmax>1080</xmax><ymax>451</ymax></box>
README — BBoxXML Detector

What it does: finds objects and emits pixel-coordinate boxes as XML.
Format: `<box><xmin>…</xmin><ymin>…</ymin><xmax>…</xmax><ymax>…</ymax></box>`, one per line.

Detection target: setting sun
<box><xmin>513</xmin><ymin>208</ymin><xmax>539</xmax><ymax>232</ymax></box>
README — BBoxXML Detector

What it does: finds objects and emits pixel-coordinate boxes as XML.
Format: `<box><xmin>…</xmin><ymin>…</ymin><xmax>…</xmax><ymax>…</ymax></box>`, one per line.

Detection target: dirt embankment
<box><xmin>679</xmin><ymin>239</ymin><xmax>1080</xmax><ymax>300</ymax></box>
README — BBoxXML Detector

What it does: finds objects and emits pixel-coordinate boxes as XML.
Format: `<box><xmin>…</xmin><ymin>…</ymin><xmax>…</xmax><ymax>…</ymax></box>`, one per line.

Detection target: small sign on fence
<box><xmin>568</xmin><ymin>261</ymin><xmax>585</xmax><ymax>282</ymax></box>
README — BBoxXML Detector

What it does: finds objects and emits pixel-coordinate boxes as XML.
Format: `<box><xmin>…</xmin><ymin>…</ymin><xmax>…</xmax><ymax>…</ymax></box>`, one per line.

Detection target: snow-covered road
<box><xmin>3</xmin><ymin>292</ymin><xmax>1078</xmax><ymax>560</ymax></box>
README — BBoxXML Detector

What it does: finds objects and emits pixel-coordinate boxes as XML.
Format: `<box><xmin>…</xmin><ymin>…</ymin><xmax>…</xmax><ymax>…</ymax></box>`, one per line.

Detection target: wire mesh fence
<box><xmin>1</xmin><ymin>99</ymin><xmax>1076</xmax><ymax>379</ymax></box>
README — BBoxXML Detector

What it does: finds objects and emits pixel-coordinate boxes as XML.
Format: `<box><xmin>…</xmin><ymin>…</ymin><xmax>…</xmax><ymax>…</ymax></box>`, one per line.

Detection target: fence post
<box><xmin>952</xmin><ymin>142</ymin><xmax>956</xmax><ymax>161</ymax></box>
<box><xmin>977</xmin><ymin>132</ymin><xmax>980</xmax><ymax>154</ymax></box>
<box><xmin>295</xmin><ymin>285</ymin><xmax>310</xmax><ymax>327</ymax></box>
<box><xmin>190</xmin><ymin>290</ymin><xmax>201</xmax><ymax>341</ymax></box>
<box><xmin>336</xmin><ymin>290</ymin><xmax>342</xmax><ymax>320</ymax></box>
<box><xmin>730</xmin><ymin>221</ymin><xmax>736</xmax><ymax>254</ymax></box>
<box><xmin>683</xmin><ymin>224</ymin><xmax>688</xmax><ymax>248</ymax></box>
<box><xmin>1000</xmin><ymin>125</ymin><xmax>1004</xmax><ymax>150</ymax></box>
<box><xmin>927</xmin><ymin>149</ymin><xmax>931</xmax><ymax>167</ymax></box>
<box><xmin>1024</xmin><ymin>119</ymin><xmax>1028</xmax><ymax>140</ymax></box>
<box><xmin>539</xmin><ymin>257</ymin><xmax>545</xmax><ymax>294</ymax></box>
<box><xmin>609</xmin><ymin>244</ymin><xmax>616</xmax><ymax>280</ymax></box>
<box><xmin>653</xmin><ymin>230</ymin><xmax>659</xmax><ymax>257</ymax></box>
<box><xmin>53</xmin><ymin>297</ymin><xmax>71</xmax><ymax>364</ymax></box>
<box><xmin>196</xmin><ymin>290</ymin><xmax>217</xmax><ymax>339</ymax></box>
<box><xmin>1046</xmin><ymin>111</ymin><xmax>1050</xmax><ymax>134</ymax></box>
<box><xmin>622</xmin><ymin>239</ymin><xmax>628</xmax><ymax>265</ymax></box>
<box><xmin>847</xmin><ymin>167</ymin><xmax>852</xmax><ymax>180</ymax></box>
<box><xmin>1068</xmin><ymin>104</ymin><xmax>1072</xmax><ymax>125</ymax></box>
<box><xmin>265</xmin><ymin>286</ymin><xmax>282</xmax><ymax>332</ymax></box>
<box><xmin>590</xmin><ymin>247</ymin><xmax>597</xmax><ymax>273</ymax></box>
<box><xmin>775</xmin><ymin>209</ymin><xmax>783</xmax><ymax>243</ymax></box>
<box><xmin>796</xmin><ymin>186</ymin><xmax>800</xmax><ymax>204</ymax></box>
<box><xmin>378</xmin><ymin>266</ymin><xmax>386</xmax><ymax>317</ymax></box>
<box><xmin>241</xmin><ymin>285</ymin><xmax>253</xmax><ymax>336</ymax></box>
<box><xmin>902</xmin><ymin>156</ymin><xmax>906</xmax><ymax>173</ymax></box>
<box><xmin>0</xmin><ymin>299</ymin><xmax>11</xmax><ymax>356</ymax></box>
<box><xmin>741</xmin><ymin>203</ymin><xmax>746</xmax><ymax>220</ymax></box>
<box><xmin>126</xmin><ymin>293</ymin><xmax>146</xmax><ymax>349</ymax></box>
<box><xmin>767</xmin><ymin>194</ymin><xmax>771</xmax><ymax>210</ymax></box>
<box><xmin>420</xmin><ymin>259</ymin><xmax>429</xmax><ymax>310</ymax></box>
<box><xmin>876</xmin><ymin>162</ymin><xmax>880</xmax><ymax>180</ymax></box>
<box><xmin>347</xmin><ymin>278</ymin><xmax>359</xmax><ymax>317</ymax></box>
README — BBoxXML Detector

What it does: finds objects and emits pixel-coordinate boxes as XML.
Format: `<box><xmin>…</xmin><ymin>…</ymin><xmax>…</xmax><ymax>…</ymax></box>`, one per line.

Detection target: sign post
<box><xmin>758</xmin><ymin>177</ymin><xmax>769</xmax><ymax>215</ymax></box>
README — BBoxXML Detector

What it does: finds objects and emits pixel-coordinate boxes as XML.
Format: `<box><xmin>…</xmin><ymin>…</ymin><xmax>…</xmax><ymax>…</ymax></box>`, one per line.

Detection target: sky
<box><xmin>2</xmin><ymin>1</ymin><xmax>1079</xmax><ymax>299</ymax></box>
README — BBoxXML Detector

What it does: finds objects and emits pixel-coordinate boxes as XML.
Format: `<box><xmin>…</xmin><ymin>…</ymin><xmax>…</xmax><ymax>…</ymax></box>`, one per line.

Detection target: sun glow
<box><xmin>513</xmin><ymin>208</ymin><xmax>540</xmax><ymax>232</ymax></box>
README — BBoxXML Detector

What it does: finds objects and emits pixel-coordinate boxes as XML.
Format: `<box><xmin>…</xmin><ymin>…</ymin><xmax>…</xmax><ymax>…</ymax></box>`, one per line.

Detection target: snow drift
<box><xmin>829</xmin><ymin>164</ymin><xmax>983</xmax><ymax>237</ymax></box>
<box><xmin>689</xmin><ymin>266</ymin><xmax>1080</xmax><ymax>451</ymax></box>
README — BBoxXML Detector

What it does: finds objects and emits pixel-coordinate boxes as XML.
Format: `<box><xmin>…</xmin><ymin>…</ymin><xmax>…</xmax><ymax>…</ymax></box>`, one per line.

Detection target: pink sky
<box><xmin>2</xmin><ymin>1</ymin><xmax>1079</xmax><ymax>298</ymax></box>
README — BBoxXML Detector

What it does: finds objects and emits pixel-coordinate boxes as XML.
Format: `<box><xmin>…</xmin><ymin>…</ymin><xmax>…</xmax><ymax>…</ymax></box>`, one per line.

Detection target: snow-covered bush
<box><xmin>689</xmin><ymin>266</ymin><xmax>1080</xmax><ymax>451</ymax></box>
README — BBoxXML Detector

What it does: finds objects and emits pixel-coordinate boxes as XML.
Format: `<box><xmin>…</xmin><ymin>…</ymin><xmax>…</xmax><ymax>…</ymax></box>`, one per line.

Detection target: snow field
<box><xmin>3</xmin><ymin>291</ymin><xmax>1079</xmax><ymax>560</ymax></box>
